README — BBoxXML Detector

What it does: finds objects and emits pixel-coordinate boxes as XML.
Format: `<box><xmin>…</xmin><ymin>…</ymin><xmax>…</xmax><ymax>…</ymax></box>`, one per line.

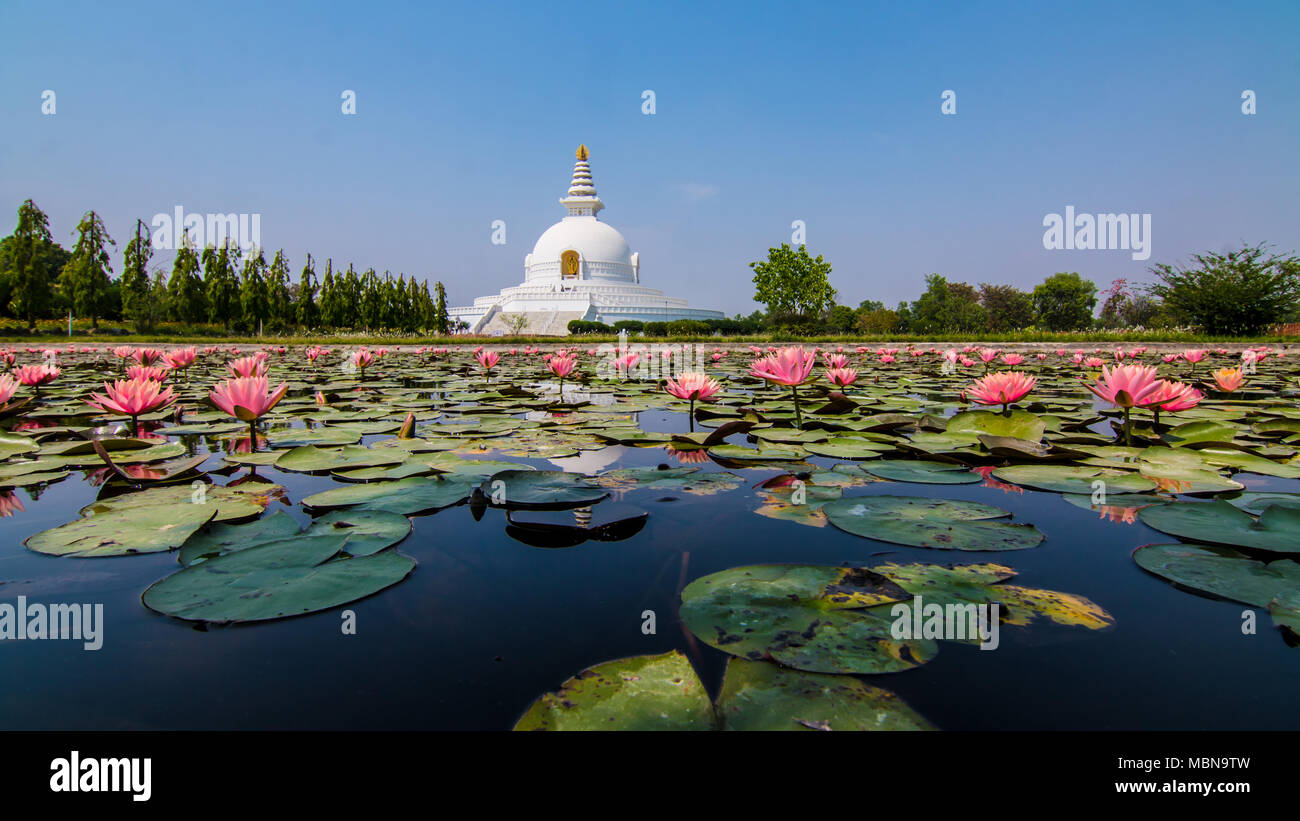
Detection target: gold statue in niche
<box><xmin>561</xmin><ymin>250</ymin><xmax>580</xmax><ymax>279</ymax></box>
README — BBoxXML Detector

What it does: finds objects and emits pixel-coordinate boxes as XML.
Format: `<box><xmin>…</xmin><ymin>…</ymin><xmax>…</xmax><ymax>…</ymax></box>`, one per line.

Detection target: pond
<box><xmin>0</xmin><ymin>343</ymin><xmax>1296</xmax><ymax>731</ymax></box>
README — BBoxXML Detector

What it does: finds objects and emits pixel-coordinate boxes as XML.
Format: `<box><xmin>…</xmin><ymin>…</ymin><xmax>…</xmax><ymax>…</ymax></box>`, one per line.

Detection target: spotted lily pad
<box><xmin>679</xmin><ymin>564</ymin><xmax>934</xmax><ymax>675</ymax></box>
<box><xmin>514</xmin><ymin>650</ymin><xmax>715</xmax><ymax>731</ymax></box>
<box><xmin>822</xmin><ymin>495</ymin><xmax>1044</xmax><ymax>551</ymax></box>
<box><xmin>716</xmin><ymin>658</ymin><xmax>936</xmax><ymax>731</ymax></box>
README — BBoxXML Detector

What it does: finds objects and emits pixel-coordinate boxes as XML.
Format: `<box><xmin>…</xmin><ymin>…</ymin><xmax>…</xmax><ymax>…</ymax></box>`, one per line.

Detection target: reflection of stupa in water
<box><xmin>450</xmin><ymin>145</ymin><xmax>723</xmax><ymax>335</ymax></box>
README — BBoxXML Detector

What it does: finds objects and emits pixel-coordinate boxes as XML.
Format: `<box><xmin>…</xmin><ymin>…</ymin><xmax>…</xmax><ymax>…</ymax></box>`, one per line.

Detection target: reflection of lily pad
<box><xmin>822</xmin><ymin>495</ymin><xmax>1043</xmax><ymax>551</ymax></box>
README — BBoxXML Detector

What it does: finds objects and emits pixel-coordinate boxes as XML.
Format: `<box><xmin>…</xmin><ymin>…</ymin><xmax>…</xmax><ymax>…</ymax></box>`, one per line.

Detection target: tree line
<box><xmin>748</xmin><ymin>242</ymin><xmax>1300</xmax><ymax>337</ymax></box>
<box><xmin>0</xmin><ymin>199</ymin><xmax>453</xmax><ymax>335</ymax></box>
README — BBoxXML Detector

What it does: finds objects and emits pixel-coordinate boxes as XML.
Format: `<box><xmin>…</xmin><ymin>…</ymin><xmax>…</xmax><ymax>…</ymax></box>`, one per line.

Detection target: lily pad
<box><xmin>716</xmin><ymin>658</ymin><xmax>936</xmax><ymax>731</ymax></box>
<box><xmin>513</xmin><ymin>651</ymin><xmax>715</xmax><ymax>731</ymax></box>
<box><xmin>1133</xmin><ymin>542</ymin><xmax>1300</xmax><ymax>607</ymax></box>
<box><xmin>864</xmin><ymin>460</ymin><xmax>981</xmax><ymax>484</ymax></box>
<box><xmin>1138</xmin><ymin>501</ymin><xmax>1300</xmax><ymax>554</ymax></box>
<box><xmin>479</xmin><ymin>470</ymin><xmax>608</xmax><ymax>509</ymax></box>
<box><xmin>302</xmin><ymin>476</ymin><xmax>472</xmax><ymax>515</ymax></box>
<box><xmin>822</xmin><ymin>495</ymin><xmax>1044</xmax><ymax>551</ymax></box>
<box><xmin>679</xmin><ymin>564</ymin><xmax>934</xmax><ymax>675</ymax></box>
<box><xmin>991</xmin><ymin>465</ymin><xmax>1156</xmax><ymax>495</ymax></box>
<box><xmin>142</xmin><ymin>534</ymin><xmax>415</xmax><ymax>623</ymax></box>
<box><xmin>25</xmin><ymin>501</ymin><xmax>216</xmax><ymax>558</ymax></box>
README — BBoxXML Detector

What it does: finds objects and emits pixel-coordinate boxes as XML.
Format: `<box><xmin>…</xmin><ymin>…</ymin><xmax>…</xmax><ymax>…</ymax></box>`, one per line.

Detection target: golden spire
<box><xmin>576</xmin><ymin>144</ymin><xmax>589</xmax><ymax>161</ymax></box>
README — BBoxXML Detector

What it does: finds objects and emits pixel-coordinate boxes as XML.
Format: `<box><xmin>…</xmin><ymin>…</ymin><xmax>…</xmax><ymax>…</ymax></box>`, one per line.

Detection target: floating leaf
<box><xmin>302</xmin><ymin>476</ymin><xmax>472</xmax><ymax>515</ymax></box>
<box><xmin>946</xmin><ymin>409</ymin><xmax>1045</xmax><ymax>442</ymax></box>
<box><xmin>991</xmin><ymin>465</ymin><xmax>1156</xmax><ymax>495</ymax></box>
<box><xmin>1138</xmin><ymin>501</ymin><xmax>1300</xmax><ymax>553</ymax></box>
<box><xmin>143</xmin><ymin>535</ymin><xmax>415</xmax><ymax>623</ymax></box>
<box><xmin>1134</xmin><ymin>542</ymin><xmax>1300</xmax><ymax>607</ymax></box>
<box><xmin>822</xmin><ymin>495</ymin><xmax>1044</xmax><ymax>551</ymax></box>
<box><xmin>514</xmin><ymin>651</ymin><xmax>715</xmax><ymax>731</ymax></box>
<box><xmin>864</xmin><ymin>460</ymin><xmax>981</xmax><ymax>484</ymax></box>
<box><xmin>716</xmin><ymin>658</ymin><xmax>935</xmax><ymax>731</ymax></box>
<box><xmin>25</xmin><ymin>501</ymin><xmax>215</xmax><ymax>558</ymax></box>
<box><xmin>479</xmin><ymin>470</ymin><xmax>608</xmax><ymax>509</ymax></box>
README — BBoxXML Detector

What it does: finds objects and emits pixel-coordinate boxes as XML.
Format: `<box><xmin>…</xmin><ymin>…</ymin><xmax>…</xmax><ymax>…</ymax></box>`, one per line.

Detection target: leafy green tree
<box><xmin>909</xmin><ymin>274</ymin><xmax>987</xmax><ymax>333</ymax></box>
<box><xmin>318</xmin><ymin>263</ymin><xmax>340</xmax><ymax>327</ymax></box>
<box><xmin>9</xmin><ymin>199</ymin><xmax>58</xmax><ymax>328</ymax></box>
<box><xmin>1032</xmin><ymin>272</ymin><xmax>1097</xmax><ymax>331</ymax></box>
<box><xmin>978</xmin><ymin>283</ymin><xmax>1035</xmax><ymax>332</ymax></box>
<box><xmin>433</xmin><ymin>281</ymin><xmax>450</xmax><ymax>334</ymax></box>
<box><xmin>240</xmin><ymin>249</ymin><xmax>270</xmax><ymax>334</ymax></box>
<box><xmin>855</xmin><ymin>307</ymin><xmax>900</xmax><ymax>334</ymax></box>
<box><xmin>1147</xmin><ymin>243</ymin><xmax>1300</xmax><ymax>335</ymax></box>
<box><xmin>750</xmin><ymin>243</ymin><xmax>837</xmax><ymax>321</ymax></box>
<box><xmin>167</xmin><ymin>233</ymin><xmax>206</xmax><ymax>323</ymax></box>
<box><xmin>359</xmin><ymin>267</ymin><xmax>381</xmax><ymax>329</ymax></box>
<box><xmin>120</xmin><ymin>220</ymin><xmax>154</xmax><ymax>331</ymax></box>
<box><xmin>339</xmin><ymin>263</ymin><xmax>361</xmax><ymax>327</ymax></box>
<box><xmin>826</xmin><ymin>304</ymin><xmax>856</xmax><ymax>333</ymax></box>
<box><xmin>295</xmin><ymin>253</ymin><xmax>319</xmax><ymax>329</ymax></box>
<box><xmin>58</xmin><ymin>210</ymin><xmax>116</xmax><ymax>328</ymax></box>
<box><xmin>266</xmin><ymin>250</ymin><xmax>293</xmax><ymax>329</ymax></box>
<box><xmin>202</xmin><ymin>241</ymin><xmax>241</xmax><ymax>330</ymax></box>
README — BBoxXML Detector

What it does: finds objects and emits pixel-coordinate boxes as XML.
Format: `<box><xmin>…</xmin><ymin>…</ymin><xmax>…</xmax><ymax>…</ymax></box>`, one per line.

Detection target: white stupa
<box><xmin>450</xmin><ymin>145</ymin><xmax>724</xmax><ymax>335</ymax></box>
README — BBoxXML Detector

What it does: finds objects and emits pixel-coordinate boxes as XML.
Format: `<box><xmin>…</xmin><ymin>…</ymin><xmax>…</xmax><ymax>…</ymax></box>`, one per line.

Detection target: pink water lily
<box><xmin>1144</xmin><ymin>379</ymin><xmax>1202</xmax><ymax>425</ymax></box>
<box><xmin>967</xmin><ymin>371</ymin><xmax>1037</xmax><ymax>414</ymax></box>
<box><xmin>476</xmin><ymin>350</ymin><xmax>500</xmax><ymax>376</ymax></box>
<box><xmin>164</xmin><ymin>347</ymin><xmax>197</xmax><ymax>370</ymax></box>
<box><xmin>227</xmin><ymin>354</ymin><xmax>268</xmax><ymax>378</ymax></box>
<box><xmin>132</xmin><ymin>348</ymin><xmax>165</xmax><ymax>366</ymax></box>
<box><xmin>749</xmin><ymin>347</ymin><xmax>815</xmax><ymax>428</ymax></box>
<box><xmin>1084</xmin><ymin>363</ymin><xmax>1164</xmax><ymax>445</ymax></box>
<box><xmin>14</xmin><ymin>364</ymin><xmax>59</xmax><ymax>396</ymax></box>
<box><xmin>749</xmin><ymin>347</ymin><xmax>815</xmax><ymax>387</ymax></box>
<box><xmin>88</xmin><ymin>377</ymin><xmax>177</xmax><ymax>433</ymax></box>
<box><xmin>665</xmin><ymin>371</ymin><xmax>722</xmax><ymax>432</ymax></box>
<box><xmin>209</xmin><ymin>376</ymin><xmax>289</xmax><ymax>452</ymax></box>
<box><xmin>0</xmin><ymin>374</ymin><xmax>17</xmax><ymax>405</ymax></box>
<box><xmin>825</xmin><ymin>367</ymin><xmax>858</xmax><ymax>388</ymax></box>
<box><xmin>547</xmin><ymin>353</ymin><xmax>578</xmax><ymax>404</ymax></box>
<box><xmin>127</xmin><ymin>364</ymin><xmax>170</xmax><ymax>382</ymax></box>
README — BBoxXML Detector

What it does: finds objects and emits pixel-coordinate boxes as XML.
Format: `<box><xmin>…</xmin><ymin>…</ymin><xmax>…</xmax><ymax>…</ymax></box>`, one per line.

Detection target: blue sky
<box><xmin>1</xmin><ymin>0</ymin><xmax>1296</xmax><ymax>316</ymax></box>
